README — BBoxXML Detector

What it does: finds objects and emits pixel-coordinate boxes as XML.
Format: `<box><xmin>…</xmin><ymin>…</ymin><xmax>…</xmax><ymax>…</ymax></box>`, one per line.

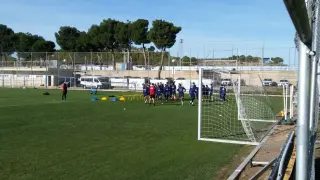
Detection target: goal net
<box><xmin>198</xmin><ymin>68</ymin><xmax>277</xmax><ymax>145</ymax></box>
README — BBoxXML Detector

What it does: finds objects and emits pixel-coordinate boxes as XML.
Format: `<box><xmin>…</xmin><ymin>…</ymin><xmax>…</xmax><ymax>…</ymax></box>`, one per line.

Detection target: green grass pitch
<box><xmin>0</xmin><ymin>88</ymin><xmax>283</xmax><ymax>180</ymax></box>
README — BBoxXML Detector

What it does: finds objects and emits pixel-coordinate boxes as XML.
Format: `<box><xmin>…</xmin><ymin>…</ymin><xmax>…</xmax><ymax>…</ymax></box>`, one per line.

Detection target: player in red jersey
<box><xmin>149</xmin><ymin>83</ymin><xmax>156</xmax><ymax>106</ymax></box>
<box><xmin>62</xmin><ymin>82</ymin><xmax>68</xmax><ymax>100</ymax></box>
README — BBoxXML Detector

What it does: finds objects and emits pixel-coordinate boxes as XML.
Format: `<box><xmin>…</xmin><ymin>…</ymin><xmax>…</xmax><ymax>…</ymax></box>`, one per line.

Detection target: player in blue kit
<box><xmin>142</xmin><ymin>83</ymin><xmax>149</xmax><ymax>103</ymax></box>
<box><xmin>205</xmin><ymin>85</ymin><xmax>210</xmax><ymax>100</ymax></box>
<box><xmin>156</xmin><ymin>83</ymin><xmax>163</xmax><ymax>104</ymax></box>
<box><xmin>209</xmin><ymin>84</ymin><xmax>214</xmax><ymax>101</ymax></box>
<box><xmin>177</xmin><ymin>84</ymin><xmax>186</xmax><ymax>105</ymax></box>
<box><xmin>194</xmin><ymin>84</ymin><xmax>199</xmax><ymax>100</ymax></box>
<box><xmin>171</xmin><ymin>82</ymin><xmax>177</xmax><ymax>100</ymax></box>
<box><xmin>189</xmin><ymin>84</ymin><xmax>196</xmax><ymax>106</ymax></box>
<box><xmin>220</xmin><ymin>85</ymin><xmax>227</xmax><ymax>101</ymax></box>
<box><xmin>164</xmin><ymin>83</ymin><xmax>170</xmax><ymax>102</ymax></box>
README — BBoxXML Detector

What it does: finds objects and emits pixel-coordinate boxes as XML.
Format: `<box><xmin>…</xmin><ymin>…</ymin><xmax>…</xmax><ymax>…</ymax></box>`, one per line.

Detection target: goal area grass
<box><xmin>0</xmin><ymin>88</ymin><xmax>283</xmax><ymax>180</ymax></box>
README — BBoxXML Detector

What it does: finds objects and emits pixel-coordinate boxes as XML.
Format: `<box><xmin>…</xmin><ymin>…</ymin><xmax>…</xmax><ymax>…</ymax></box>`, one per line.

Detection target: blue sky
<box><xmin>0</xmin><ymin>0</ymin><xmax>297</xmax><ymax>64</ymax></box>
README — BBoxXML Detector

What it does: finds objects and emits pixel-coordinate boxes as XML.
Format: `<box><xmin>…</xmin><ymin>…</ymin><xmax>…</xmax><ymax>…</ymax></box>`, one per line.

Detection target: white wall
<box><xmin>0</xmin><ymin>74</ymin><xmax>47</xmax><ymax>88</ymax></box>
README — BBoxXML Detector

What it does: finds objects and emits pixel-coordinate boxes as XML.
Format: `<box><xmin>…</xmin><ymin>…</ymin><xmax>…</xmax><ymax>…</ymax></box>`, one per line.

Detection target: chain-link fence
<box><xmin>0</xmin><ymin>47</ymin><xmax>298</xmax><ymax>91</ymax></box>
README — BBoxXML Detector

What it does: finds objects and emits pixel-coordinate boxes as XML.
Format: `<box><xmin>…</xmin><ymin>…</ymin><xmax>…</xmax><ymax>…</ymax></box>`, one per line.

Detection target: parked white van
<box><xmin>79</xmin><ymin>76</ymin><xmax>111</xmax><ymax>89</ymax></box>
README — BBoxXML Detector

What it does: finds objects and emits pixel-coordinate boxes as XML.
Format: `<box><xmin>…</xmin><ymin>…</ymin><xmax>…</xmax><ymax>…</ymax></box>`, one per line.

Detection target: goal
<box><xmin>197</xmin><ymin>68</ymin><xmax>277</xmax><ymax>145</ymax></box>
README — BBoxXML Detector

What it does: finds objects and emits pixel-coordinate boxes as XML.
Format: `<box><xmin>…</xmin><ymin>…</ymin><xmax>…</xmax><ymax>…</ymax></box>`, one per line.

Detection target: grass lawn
<box><xmin>0</xmin><ymin>88</ymin><xmax>251</xmax><ymax>180</ymax></box>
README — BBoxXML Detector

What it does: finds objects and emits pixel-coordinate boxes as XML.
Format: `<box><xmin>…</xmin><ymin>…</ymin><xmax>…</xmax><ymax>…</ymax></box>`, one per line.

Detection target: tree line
<box><xmin>0</xmin><ymin>24</ymin><xmax>56</xmax><ymax>60</ymax></box>
<box><xmin>0</xmin><ymin>19</ymin><xmax>181</xmax><ymax>78</ymax></box>
<box><xmin>222</xmin><ymin>55</ymin><xmax>284</xmax><ymax>64</ymax></box>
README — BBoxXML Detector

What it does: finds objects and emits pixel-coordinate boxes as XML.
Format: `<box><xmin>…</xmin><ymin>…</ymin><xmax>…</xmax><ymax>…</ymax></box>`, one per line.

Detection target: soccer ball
<box><xmin>22</xmin><ymin>87</ymin><xmax>26</xmax><ymax>89</ymax></box>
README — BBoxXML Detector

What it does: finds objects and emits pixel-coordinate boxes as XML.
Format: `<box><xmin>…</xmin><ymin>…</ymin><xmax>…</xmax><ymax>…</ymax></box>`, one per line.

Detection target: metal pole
<box><xmin>283</xmin><ymin>85</ymin><xmax>286</xmax><ymax>119</ymax></box>
<box><xmin>197</xmin><ymin>68</ymin><xmax>203</xmax><ymax>140</ymax></box>
<box><xmin>237</xmin><ymin>75</ymin><xmax>241</xmax><ymax>120</ymax></box>
<box><xmin>309</xmin><ymin>55</ymin><xmax>318</xmax><ymax>131</ymax></box>
<box><xmin>289</xmin><ymin>48</ymin><xmax>291</xmax><ymax>68</ymax></box>
<box><xmin>212</xmin><ymin>49</ymin><xmax>215</xmax><ymax>60</ymax></box>
<box><xmin>45</xmin><ymin>52</ymin><xmax>48</xmax><ymax>88</ymax></box>
<box><xmin>296</xmin><ymin>40</ymin><xmax>311</xmax><ymax>180</ymax></box>
<box><xmin>236</xmin><ymin>48</ymin><xmax>239</xmax><ymax>70</ymax></box>
<box><xmin>189</xmin><ymin>49</ymin><xmax>192</xmax><ymax>87</ymax></box>
<box><xmin>31</xmin><ymin>52</ymin><xmax>34</xmax><ymax>87</ymax></box>
<box><xmin>73</xmin><ymin>52</ymin><xmax>76</xmax><ymax>87</ymax></box>
<box><xmin>290</xmin><ymin>85</ymin><xmax>294</xmax><ymax>118</ymax></box>
<box><xmin>285</xmin><ymin>85</ymin><xmax>288</xmax><ymax>120</ymax></box>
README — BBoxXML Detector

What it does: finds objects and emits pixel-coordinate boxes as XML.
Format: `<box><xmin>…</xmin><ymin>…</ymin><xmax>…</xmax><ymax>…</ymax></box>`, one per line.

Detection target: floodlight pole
<box><xmin>297</xmin><ymin>40</ymin><xmax>311</xmax><ymax>180</ymax></box>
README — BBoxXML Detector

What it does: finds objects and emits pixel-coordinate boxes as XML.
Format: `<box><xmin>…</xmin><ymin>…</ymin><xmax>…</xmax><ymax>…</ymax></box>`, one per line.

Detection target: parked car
<box><xmin>80</xmin><ymin>76</ymin><xmax>111</xmax><ymax>89</ymax></box>
<box><xmin>262</xmin><ymin>78</ymin><xmax>277</xmax><ymax>86</ymax></box>
<box><xmin>221</xmin><ymin>78</ymin><xmax>232</xmax><ymax>86</ymax></box>
<box><xmin>278</xmin><ymin>79</ymin><xmax>290</xmax><ymax>87</ymax></box>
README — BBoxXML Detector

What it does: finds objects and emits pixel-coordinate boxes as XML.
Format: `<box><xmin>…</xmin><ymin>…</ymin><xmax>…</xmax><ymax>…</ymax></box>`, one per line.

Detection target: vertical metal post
<box><xmin>237</xmin><ymin>75</ymin><xmax>241</xmax><ymax>120</ymax></box>
<box><xmin>73</xmin><ymin>52</ymin><xmax>76</xmax><ymax>87</ymax></box>
<box><xmin>31</xmin><ymin>52</ymin><xmax>34</xmax><ymax>87</ymax></box>
<box><xmin>289</xmin><ymin>48</ymin><xmax>291</xmax><ymax>68</ymax></box>
<box><xmin>236</xmin><ymin>48</ymin><xmax>239</xmax><ymax>70</ymax></box>
<box><xmin>296</xmin><ymin>40</ymin><xmax>311</xmax><ymax>180</ymax></box>
<box><xmin>197</xmin><ymin>68</ymin><xmax>203</xmax><ymax>140</ymax></box>
<box><xmin>290</xmin><ymin>85</ymin><xmax>294</xmax><ymax>118</ymax></box>
<box><xmin>286</xmin><ymin>85</ymin><xmax>288</xmax><ymax>120</ymax></box>
<box><xmin>309</xmin><ymin>55</ymin><xmax>318</xmax><ymax>131</ymax></box>
<box><xmin>45</xmin><ymin>52</ymin><xmax>48</xmax><ymax>88</ymax></box>
<box><xmin>212</xmin><ymin>49</ymin><xmax>215</xmax><ymax>60</ymax></box>
<box><xmin>283</xmin><ymin>85</ymin><xmax>286</xmax><ymax>118</ymax></box>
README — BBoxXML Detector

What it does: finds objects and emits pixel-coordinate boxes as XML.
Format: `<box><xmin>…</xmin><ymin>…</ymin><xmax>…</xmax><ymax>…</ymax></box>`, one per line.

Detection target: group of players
<box><xmin>142</xmin><ymin>81</ymin><xmax>227</xmax><ymax>106</ymax></box>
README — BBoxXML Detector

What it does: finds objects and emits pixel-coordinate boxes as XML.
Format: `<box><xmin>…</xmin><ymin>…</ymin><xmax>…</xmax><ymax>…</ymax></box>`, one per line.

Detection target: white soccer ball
<box><xmin>22</xmin><ymin>86</ymin><xmax>26</xmax><ymax>89</ymax></box>
<box><xmin>124</xmin><ymin>108</ymin><xmax>126</xmax><ymax>111</ymax></box>
<box><xmin>219</xmin><ymin>114</ymin><xmax>222</xmax><ymax>117</ymax></box>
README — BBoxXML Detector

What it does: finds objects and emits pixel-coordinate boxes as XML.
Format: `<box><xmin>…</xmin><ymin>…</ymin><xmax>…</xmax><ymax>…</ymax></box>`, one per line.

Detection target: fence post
<box><xmin>296</xmin><ymin>40</ymin><xmax>311</xmax><ymax>180</ymax></box>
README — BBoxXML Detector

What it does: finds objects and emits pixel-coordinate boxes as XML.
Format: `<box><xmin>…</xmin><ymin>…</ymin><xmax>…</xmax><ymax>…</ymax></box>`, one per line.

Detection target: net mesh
<box><xmin>199</xmin><ymin>70</ymin><xmax>276</xmax><ymax>144</ymax></box>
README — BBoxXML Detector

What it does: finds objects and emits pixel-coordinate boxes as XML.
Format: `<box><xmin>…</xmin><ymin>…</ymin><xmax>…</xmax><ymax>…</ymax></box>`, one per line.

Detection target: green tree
<box><xmin>15</xmin><ymin>32</ymin><xmax>54</xmax><ymax>60</ymax></box>
<box><xmin>0</xmin><ymin>24</ymin><xmax>16</xmax><ymax>64</ymax></box>
<box><xmin>87</xmin><ymin>25</ymin><xmax>103</xmax><ymax>51</ymax></box>
<box><xmin>75</xmin><ymin>31</ymin><xmax>93</xmax><ymax>52</ymax></box>
<box><xmin>271</xmin><ymin>57</ymin><xmax>284</xmax><ymax>64</ymax></box>
<box><xmin>148</xmin><ymin>20</ymin><xmax>181</xmax><ymax>78</ymax></box>
<box><xmin>55</xmin><ymin>26</ymin><xmax>80</xmax><ymax>51</ymax></box>
<box><xmin>190</xmin><ymin>57</ymin><xmax>197</xmax><ymax>65</ymax></box>
<box><xmin>115</xmin><ymin>21</ymin><xmax>131</xmax><ymax>51</ymax></box>
<box><xmin>130</xmin><ymin>19</ymin><xmax>150</xmax><ymax>68</ymax></box>
<box><xmin>98</xmin><ymin>19</ymin><xmax>120</xmax><ymax>69</ymax></box>
<box><xmin>148</xmin><ymin>46</ymin><xmax>155</xmax><ymax>52</ymax></box>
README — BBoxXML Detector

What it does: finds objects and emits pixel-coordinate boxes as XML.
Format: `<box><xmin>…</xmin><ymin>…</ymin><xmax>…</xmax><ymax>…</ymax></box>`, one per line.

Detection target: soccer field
<box><xmin>0</xmin><ymin>88</ymin><xmax>248</xmax><ymax>180</ymax></box>
<box><xmin>0</xmin><ymin>88</ymin><xmax>284</xmax><ymax>180</ymax></box>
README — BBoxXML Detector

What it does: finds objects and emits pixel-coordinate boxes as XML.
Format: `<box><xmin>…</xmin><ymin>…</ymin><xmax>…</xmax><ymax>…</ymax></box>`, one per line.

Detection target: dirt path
<box><xmin>217</xmin><ymin>124</ymin><xmax>296</xmax><ymax>179</ymax></box>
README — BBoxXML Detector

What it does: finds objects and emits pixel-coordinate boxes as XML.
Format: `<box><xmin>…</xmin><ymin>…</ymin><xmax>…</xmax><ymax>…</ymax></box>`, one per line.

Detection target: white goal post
<box><xmin>197</xmin><ymin>68</ymin><xmax>278</xmax><ymax>145</ymax></box>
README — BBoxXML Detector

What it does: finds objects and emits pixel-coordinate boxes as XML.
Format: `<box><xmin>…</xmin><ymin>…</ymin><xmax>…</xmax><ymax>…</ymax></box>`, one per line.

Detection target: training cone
<box><xmin>119</xmin><ymin>97</ymin><xmax>126</xmax><ymax>102</ymax></box>
<box><xmin>91</xmin><ymin>97</ymin><xmax>98</xmax><ymax>101</ymax></box>
<box><xmin>101</xmin><ymin>97</ymin><xmax>108</xmax><ymax>101</ymax></box>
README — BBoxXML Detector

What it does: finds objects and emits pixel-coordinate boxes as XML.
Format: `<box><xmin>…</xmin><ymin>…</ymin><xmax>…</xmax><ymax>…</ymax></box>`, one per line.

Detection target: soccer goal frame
<box><xmin>236</xmin><ymin>75</ymin><xmax>278</xmax><ymax>123</ymax></box>
<box><xmin>197</xmin><ymin>68</ymin><xmax>277</xmax><ymax>146</ymax></box>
